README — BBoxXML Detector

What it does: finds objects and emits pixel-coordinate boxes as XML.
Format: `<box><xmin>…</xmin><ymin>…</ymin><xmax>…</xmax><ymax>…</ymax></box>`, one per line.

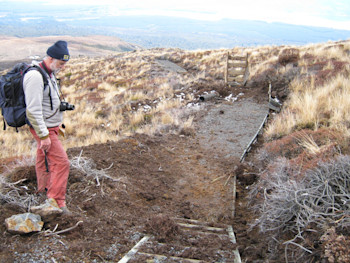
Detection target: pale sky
<box><xmin>3</xmin><ymin>0</ymin><xmax>350</xmax><ymax>30</ymax></box>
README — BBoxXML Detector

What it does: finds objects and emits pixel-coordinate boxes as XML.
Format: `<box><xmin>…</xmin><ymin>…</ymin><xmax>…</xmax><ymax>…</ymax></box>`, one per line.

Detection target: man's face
<box><xmin>50</xmin><ymin>58</ymin><xmax>67</xmax><ymax>73</ymax></box>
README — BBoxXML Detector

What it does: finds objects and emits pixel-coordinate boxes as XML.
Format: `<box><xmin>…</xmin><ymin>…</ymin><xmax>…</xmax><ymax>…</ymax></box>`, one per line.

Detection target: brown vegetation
<box><xmin>1</xmin><ymin>37</ymin><xmax>350</xmax><ymax>262</ymax></box>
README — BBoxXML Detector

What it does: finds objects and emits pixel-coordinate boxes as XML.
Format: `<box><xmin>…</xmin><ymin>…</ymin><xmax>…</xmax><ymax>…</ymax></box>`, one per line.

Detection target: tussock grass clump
<box><xmin>265</xmin><ymin>74</ymin><xmax>350</xmax><ymax>140</ymax></box>
<box><xmin>258</xmin><ymin>128</ymin><xmax>344</xmax><ymax>176</ymax></box>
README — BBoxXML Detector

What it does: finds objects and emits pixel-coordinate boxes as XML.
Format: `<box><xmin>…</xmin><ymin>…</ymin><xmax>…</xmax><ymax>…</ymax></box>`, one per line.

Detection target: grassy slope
<box><xmin>249</xmin><ymin>41</ymin><xmax>350</xmax><ymax>262</ymax></box>
<box><xmin>1</xmin><ymin>38</ymin><xmax>350</xmax><ymax>261</ymax></box>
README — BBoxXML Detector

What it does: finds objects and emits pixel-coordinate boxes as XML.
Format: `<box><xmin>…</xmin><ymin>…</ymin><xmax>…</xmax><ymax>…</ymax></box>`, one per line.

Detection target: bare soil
<box><xmin>0</xmin><ymin>87</ymin><xmax>275</xmax><ymax>262</ymax></box>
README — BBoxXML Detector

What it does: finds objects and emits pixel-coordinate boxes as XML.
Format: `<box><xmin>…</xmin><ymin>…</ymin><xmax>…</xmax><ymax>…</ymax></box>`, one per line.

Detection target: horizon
<box><xmin>1</xmin><ymin>0</ymin><xmax>350</xmax><ymax>31</ymax></box>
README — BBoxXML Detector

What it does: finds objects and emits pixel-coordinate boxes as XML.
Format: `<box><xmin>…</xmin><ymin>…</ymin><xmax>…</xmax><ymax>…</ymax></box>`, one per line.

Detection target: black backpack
<box><xmin>0</xmin><ymin>62</ymin><xmax>48</xmax><ymax>131</ymax></box>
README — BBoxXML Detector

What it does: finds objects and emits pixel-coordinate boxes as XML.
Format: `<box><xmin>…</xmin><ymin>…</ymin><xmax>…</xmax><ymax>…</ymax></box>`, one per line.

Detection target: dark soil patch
<box><xmin>0</xmin><ymin>132</ymin><xmax>256</xmax><ymax>262</ymax></box>
<box><xmin>0</xmin><ymin>88</ymin><xmax>279</xmax><ymax>262</ymax></box>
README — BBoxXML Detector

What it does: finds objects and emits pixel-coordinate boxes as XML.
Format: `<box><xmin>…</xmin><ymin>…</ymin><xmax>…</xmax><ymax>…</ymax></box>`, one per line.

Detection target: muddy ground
<box><xmin>0</xmin><ymin>87</ymin><xmax>277</xmax><ymax>262</ymax></box>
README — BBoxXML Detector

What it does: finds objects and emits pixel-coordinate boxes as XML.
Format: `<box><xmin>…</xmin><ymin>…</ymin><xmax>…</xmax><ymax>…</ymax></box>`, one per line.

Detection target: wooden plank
<box><xmin>138</xmin><ymin>252</ymin><xmax>208</xmax><ymax>263</ymax></box>
<box><xmin>228</xmin><ymin>67</ymin><xmax>246</xmax><ymax>74</ymax></box>
<box><xmin>224</xmin><ymin>52</ymin><xmax>229</xmax><ymax>84</ymax></box>
<box><xmin>268</xmin><ymin>102</ymin><xmax>281</xmax><ymax>112</ymax></box>
<box><xmin>177</xmin><ymin>222</ymin><xmax>226</xmax><ymax>232</ymax></box>
<box><xmin>242</xmin><ymin>63</ymin><xmax>250</xmax><ymax>86</ymax></box>
<box><xmin>174</xmin><ymin>217</ymin><xmax>218</xmax><ymax>226</ymax></box>
<box><xmin>227</xmin><ymin>55</ymin><xmax>247</xmax><ymax>60</ymax></box>
<box><xmin>227</xmin><ymin>226</ymin><xmax>242</xmax><ymax>263</ymax></box>
<box><xmin>227</xmin><ymin>76</ymin><xmax>245</xmax><ymax>83</ymax></box>
<box><xmin>240</xmin><ymin>112</ymin><xmax>269</xmax><ymax>162</ymax></box>
<box><xmin>174</xmin><ymin>218</ymin><xmax>225</xmax><ymax>227</ymax></box>
<box><xmin>228</xmin><ymin>72</ymin><xmax>244</xmax><ymax>78</ymax></box>
<box><xmin>118</xmin><ymin>236</ymin><xmax>150</xmax><ymax>263</ymax></box>
<box><xmin>180</xmin><ymin>228</ymin><xmax>232</xmax><ymax>237</ymax></box>
<box><xmin>228</xmin><ymin>68</ymin><xmax>246</xmax><ymax>76</ymax></box>
<box><xmin>227</xmin><ymin>61</ymin><xmax>247</xmax><ymax>67</ymax></box>
<box><xmin>232</xmin><ymin>175</ymin><xmax>236</xmax><ymax>217</ymax></box>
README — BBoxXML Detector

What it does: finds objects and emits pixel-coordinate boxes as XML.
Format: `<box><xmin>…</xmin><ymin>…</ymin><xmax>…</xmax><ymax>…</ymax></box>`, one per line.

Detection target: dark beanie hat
<box><xmin>47</xmin><ymin>40</ymin><xmax>70</xmax><ymax>61</ymax></box>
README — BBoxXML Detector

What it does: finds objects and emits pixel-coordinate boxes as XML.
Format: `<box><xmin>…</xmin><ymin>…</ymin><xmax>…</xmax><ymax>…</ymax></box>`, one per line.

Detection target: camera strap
<box><xmin>40</xmin><ymin>62</ymin><xmax>54</xmax><ymax>110</ymax></box>
<box><xmin>45</xmin><ymin>108</ymin><xmax>59</xmax><ymax>120</ymax></box>
<box><xmin>53</xmin><ymin>75</ymin><xmax>66</xmax><ymax>102</ymax></box>
<box><xmin>44</xmin><ymin>76</ymin><xmax>61</xmax><ymax>119</ymax></box>
<box><xmin>40</xmin><ymin>63</ymin><xmax>63</xmax><ymax>119</ymax></box>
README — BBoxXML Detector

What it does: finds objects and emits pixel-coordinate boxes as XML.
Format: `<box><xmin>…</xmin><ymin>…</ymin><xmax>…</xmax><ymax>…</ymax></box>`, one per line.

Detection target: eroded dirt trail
<box><xmin>0</xmin><ymin>97</ymin><xmax>269</xmax><ymax>262</ymax></box>
<box><xmin>195</xmin><ymin>98</ymin><xmax>269</xmax><ymax>159</ymax></box>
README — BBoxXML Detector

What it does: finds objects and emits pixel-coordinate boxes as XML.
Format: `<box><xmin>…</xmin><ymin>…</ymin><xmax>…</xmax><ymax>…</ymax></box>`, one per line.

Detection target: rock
<box><xmin>5</xmin><ymin>213</ymin><xmax>43</xmax><ymax>234</ymax></box>
<box><xmin>30</xmin><ymin>198</ymin><xmax>63</xmax><ymax>222</ymax></box>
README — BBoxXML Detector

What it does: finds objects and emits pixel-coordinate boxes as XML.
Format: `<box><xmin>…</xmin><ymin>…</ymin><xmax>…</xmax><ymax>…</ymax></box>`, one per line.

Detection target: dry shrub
<box><xmin>278</xmin><ymin>48</ymin><xmax>300</xmax><ymax>66</ymax></box>
<box><xmin>0</xmin><ymin>165</ymin><xmax>41</xmax><ymax>210</ymax></box>
<box><xmin>144</xmin><ymin>214</ymin><xmax>181</xmax><ymax>242</ymax></box>
<box><xmin>70</xmin><ymin>152</ymin><xmax>119</xmax><ymax>183</ymax></box>
<box><xmin>250</xmin><ymin>154</ymin><xmax>350</xmax><ymax>262</ymax></box>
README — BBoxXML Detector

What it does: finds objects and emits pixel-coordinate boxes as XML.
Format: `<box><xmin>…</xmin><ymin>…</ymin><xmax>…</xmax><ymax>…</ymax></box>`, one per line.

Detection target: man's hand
<box><xmin>40</xmin><ymin>137</ymin><xmax>51</xmax><ymax>152</ymax></box>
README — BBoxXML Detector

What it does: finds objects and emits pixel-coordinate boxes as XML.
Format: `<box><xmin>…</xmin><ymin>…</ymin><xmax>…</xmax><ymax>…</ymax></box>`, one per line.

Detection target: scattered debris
<box><xmin>199</xmin><ymin>91</ymin><xmax>219</xmax><ymax>101</ymax></box>
<box><xmin>44</xmin><ymin>220</ymin><xmax>83</xmax><ymax>237</ymax></box>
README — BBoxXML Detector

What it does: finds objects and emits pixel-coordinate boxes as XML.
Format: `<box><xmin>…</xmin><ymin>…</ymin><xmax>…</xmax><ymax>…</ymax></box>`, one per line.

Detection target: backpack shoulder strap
<box><xmin>24</xmin><ymin>65</ymin><xmax>53</xmax><ymax>110</ymax></box>
<box><xmin>24</xmin><ymin>65</ymin><xmax>49</xmax><ymax>86</ymax></box>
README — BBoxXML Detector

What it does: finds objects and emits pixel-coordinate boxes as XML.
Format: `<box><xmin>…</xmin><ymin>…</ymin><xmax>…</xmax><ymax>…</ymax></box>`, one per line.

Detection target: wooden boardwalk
<box><xmin>119</xmin><ymin>218</ymin><xmax>241</xmax><ymax>263</ymax></box>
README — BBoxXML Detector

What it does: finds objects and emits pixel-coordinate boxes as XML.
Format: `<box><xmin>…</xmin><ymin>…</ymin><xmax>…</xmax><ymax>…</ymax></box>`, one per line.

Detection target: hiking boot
<box><xmin>60</xmin><ymin>206</ymin><xmax>73</xmax><ymax>217</ymax></box>
<box><xmin>30</xmin><ymin>198</ymin><xmax>63</xmax><ymax>221</ymax></box>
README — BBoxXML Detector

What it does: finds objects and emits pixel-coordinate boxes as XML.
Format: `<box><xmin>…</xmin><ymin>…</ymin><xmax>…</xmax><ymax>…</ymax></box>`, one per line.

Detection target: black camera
<box><xmin>60</xmin><ymin>101</ymin><xmax>75</xmax><ymax>111</ymax></box>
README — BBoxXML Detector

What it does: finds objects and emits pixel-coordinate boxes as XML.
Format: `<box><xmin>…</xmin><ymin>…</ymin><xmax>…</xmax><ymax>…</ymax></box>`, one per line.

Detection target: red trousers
<box><xmin>30</xmin><ymin>127</ymin><xmax>70</xmax><ymax>208</ymax></box>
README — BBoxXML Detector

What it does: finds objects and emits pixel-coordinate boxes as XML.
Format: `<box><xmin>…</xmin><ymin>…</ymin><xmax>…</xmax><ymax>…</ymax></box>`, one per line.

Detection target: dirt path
<box><xmin>195</xmin><ymin>98</ymin><xmax>269</xmax><ymax>160</ymax></box>
<box><xmin>0</xmin><ymin>95</ymin><xmax>271</xmax><ymax>262</ymax></box>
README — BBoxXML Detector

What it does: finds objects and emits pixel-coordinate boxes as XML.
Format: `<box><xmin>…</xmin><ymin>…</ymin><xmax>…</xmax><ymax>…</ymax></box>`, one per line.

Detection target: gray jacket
<box><xmin>23</xmin><ymin>61</ymin><xmax>62</xmax><ymax>139</ymax></box>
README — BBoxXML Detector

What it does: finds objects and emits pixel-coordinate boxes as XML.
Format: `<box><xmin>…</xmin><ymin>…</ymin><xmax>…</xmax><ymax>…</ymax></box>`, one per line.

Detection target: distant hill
<box><xmin>0</xmin><ymin>2</ymin><xmax>349</xmax><ymax>50</ymax></box>
<box><xmin>0</xmin><ymin>35</ymin><xmax>141</xmax><ymax>71</ymax></box>
<box><xmin>70</xmin><ymin>16</ymin><xmax>350</xmax><ymax>49</ymax></box>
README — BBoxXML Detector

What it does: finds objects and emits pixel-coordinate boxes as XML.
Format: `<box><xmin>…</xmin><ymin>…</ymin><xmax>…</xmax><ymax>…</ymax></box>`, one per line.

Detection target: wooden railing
<box><xmin>224</xmin><ymin>53</ymin><xmax>249</xmax><ymax>87</ymax></box>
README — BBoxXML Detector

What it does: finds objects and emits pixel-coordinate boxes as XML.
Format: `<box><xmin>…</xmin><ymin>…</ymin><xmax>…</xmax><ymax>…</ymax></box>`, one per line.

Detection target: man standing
<box><xmin>25</xmin><ymin>40</ymin><xmax>71</xmax><ymax>216</ymax></box>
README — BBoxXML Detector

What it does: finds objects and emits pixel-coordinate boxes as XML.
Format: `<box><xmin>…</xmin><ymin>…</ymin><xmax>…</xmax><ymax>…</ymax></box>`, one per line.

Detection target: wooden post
<box><xmin>224</xmin><ymin>52</ymin><xmax>229</xmax><ymax>85</ymax></box>
<box><xmin>242</xmin><ymin>53</ymin><xmax>249</xmax><ymax>86</ymax></box>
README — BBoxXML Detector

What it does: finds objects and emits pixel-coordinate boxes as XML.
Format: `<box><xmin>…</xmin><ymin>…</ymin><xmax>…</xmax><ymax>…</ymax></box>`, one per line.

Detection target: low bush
<box><xmin>278</xmin><ymin>48</ymin><xmax>300</xmax><ymax>66</ymax></box>
<box><xmin>250</xmin><ymin>154</ymin><xmax>350</xmax><ymax>261</ymax></box>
